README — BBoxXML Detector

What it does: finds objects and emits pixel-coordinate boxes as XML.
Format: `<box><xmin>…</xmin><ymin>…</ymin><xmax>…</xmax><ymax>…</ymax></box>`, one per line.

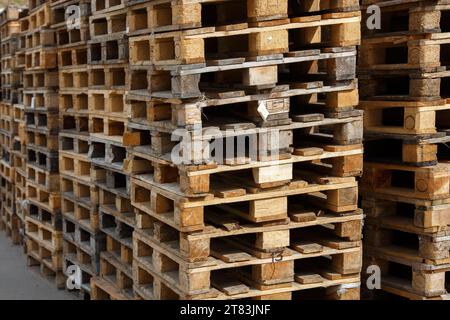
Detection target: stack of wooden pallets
<box><xmin>87</xmin><ymin>0</ymin><xmax>135</xmax><ymax>300</ymax></box>
<box><xmin>359</xmin><ymin>0</ymin><xmax>450</xmax><ymax>300</ymax></box>
<box><xmin>91</xmin><ymin>0</ymin><xmax>364</xmax><ymax>300</ymax></box>
<box><xmin>12</xmin><ymin>7</ymin><xmax>30</xmax><ymax>251</ymax></box>
<box><xmin>51</xmin><ymin>0</ymin><xmax>100</xmax><ymax>300</ymax></box>
<box><xmin>0</xmin><ymin>6</ymin><xmax>27</xmax><ymax>245</ymax></box>
<box><xmin>21</xmin><ymin>0</ymin><xmax>65</xmax><ymax>289</ymax></box>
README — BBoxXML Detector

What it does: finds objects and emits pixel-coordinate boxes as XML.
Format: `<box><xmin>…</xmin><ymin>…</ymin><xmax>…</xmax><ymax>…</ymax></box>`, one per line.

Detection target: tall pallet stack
<box><xmin>359</xmin><ymin>0</ymin><xmax>450</xmax><ymax>300</ymax></box>
<box><xmin>52</xmin><ymin>0</ymin><xmax>99</xmax><ymax>299</ymax></box>
<box><xmin>90</xmin><ymin>0</ymin><xmax>364</xmax><ymax>300</ymax></box>
<box><xmin>12</xmin><ymin>7</ymin><xmax>30</xmax><ymax>250</ymax></box>
<box><xmin>0</xmin><ymin>6</ymin><xmax>25</xmax><ymax>244</ymax></box>
<box><xmin>22</xmin><ymin>0</ymin><xmax>64</xmax><ymax>288</ymax></box>
<box><xmin>88</xmin><ymin>0</ymin><xmax>135</xmax><ymax>299</ymax></box>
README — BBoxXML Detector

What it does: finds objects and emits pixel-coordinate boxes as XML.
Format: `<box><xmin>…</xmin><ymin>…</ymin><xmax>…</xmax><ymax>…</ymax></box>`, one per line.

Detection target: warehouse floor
<box><xmin>0</xmin><ymin>232</ymin><xmax>77</xmax><ymax>300</ymax></box>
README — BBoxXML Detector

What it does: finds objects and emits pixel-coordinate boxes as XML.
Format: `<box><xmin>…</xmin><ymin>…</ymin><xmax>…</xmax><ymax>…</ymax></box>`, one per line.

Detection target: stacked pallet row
<box><xmin>359</xmin><ymin>0</ymin><xmax>450</xmax><ymax>300</ymax></box>
<box><xmin>0</xmin><ymin>6</ymin><xmax>25</xmax><ymax>245</ymax></box>
<box><xmin>12</xmin><ymin>7</ymin><xmax>30</xmax><ymax>251</ymax></box>
<box><xmin>91</xmin><ymin>0</ymin><xmax>364</xmax><ymax>300</ymax></box>
<box><xmin>21</xmin><ymin>0</ymin><xmax>65</xmax><ymax>288</ymax></box>
<box><xmin>88</xmin><ymin>0</ymin><xmax>135</xmax><ymax>299</ymax></box>
<box><xmin>52</xmin><ymin>0</ymin><xmax>98</xmax><ymax>299</ymax></box>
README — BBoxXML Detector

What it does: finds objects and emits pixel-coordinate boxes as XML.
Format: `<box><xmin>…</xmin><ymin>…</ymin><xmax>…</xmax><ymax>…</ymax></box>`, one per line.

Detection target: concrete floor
<box><xmin>0</xmin><ymin>231</ymin><xmax>77</xmax><ymax>300</ymax></box>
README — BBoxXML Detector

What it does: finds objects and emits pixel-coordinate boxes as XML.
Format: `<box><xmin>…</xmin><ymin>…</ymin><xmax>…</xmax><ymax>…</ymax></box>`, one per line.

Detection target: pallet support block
<box><xmin>403</xmin><ymin>143</ymin><xmax>437</xmax><ymax>164</ymax></box>
<box><xmin>248</xmin><ymin>30</ymin><xmax>288</xmax><ymax>56</ymax></box>
<box><xmin>249</xmin><ymin>197</ymin><xmax>288</xmax><ymax>221</ymax></box>
<box><xmin>243</xmin><ymin>66</ymin><xmax>278</xmax><ymax>86</ymax></box>
<box><xmin>247</xmin><ymin>0</ymin><xmax>288</xmax><ymax>21</ymax></box>
<box><xmin>252</xmin><ymin>164</ymin><xmax>292</xmax><ymax>185</ymax></box>
<box><xmin>409</xmin><ymin>10</ymin><xmax>440</xmax><ymax>32</ymax></box>
<box><xmin>180</xmin><ymin>233</ymin><xmax>210</xmax><ymax>262</ymax></box>
<box><xmin>412</xmin><ymin>270</ymin><xmax>446</xmax><ymax>297</ymax></box>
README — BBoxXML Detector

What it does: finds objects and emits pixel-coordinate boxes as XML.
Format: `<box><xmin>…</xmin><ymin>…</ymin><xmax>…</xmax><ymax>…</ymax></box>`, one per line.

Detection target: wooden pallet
<box><xmin>0</xmin><ymin>117</ymin><xmax>14</xmax><ymax>136</ymax></box>
<box><xmin>362</xmin><ymin>161</ymin><xmax>450</xmax><ymax>200</ymax></box>
<box><xmin>125</xmin><ymin>143</ymin><xmax>363</xmax><ymax>196</ymax></box>
<box><xmin>26</xmin><ymin>201</ymin><xmax>62</xmax><ymax>231</ymax></box>
<box><xmin>359</xmin><ymin>100</ymin><xmax>450</xmax><ymax>135</ymax></box>
<box><xmin>14</xmin><ymin>168</ymin><xmax>27</xmax><ymax>209</ymax></box>
<box><xmin>90</xmin><ymin>276</ymin><xmax>131</xmax><ymax>300</ymax></box>
<box><xmin>25</xmin><ymin>216</ymin><xmax>63</xmax><ymax>251</ymax></box>
<box><xmin>360</xmin><ymin>33</ymin><xmax>450</xmax><ymax>71</ymax></box>
<box><xmin>128</xmin><ymin>86</ymin><xmax>357</xmax><ymax>130</ymax></box>
<box><xmin>24</xmin><ymin>70</ymin><xmax>58</xmax><ymax>89</ymax></box>
<box><xmin>59</xmin><ymin>131</ymin><xmax>89</xmax><ymax>156</ymax></box>
<box><xmin>88</xmin><ymin>136</ymin><xmax>129</xmax><ymax>173</ymax></box>
<box><xmin>92</xmin><ymin>0</ymin><xmax>126</xmax><ymax>15</ymax></box>
<box><xmin>128</xmin><ymin>50</ymin><xmax>357</xmax><ymax>100</ymax></box>
<box><xmin>26</xmin><ymin>236</ymin><xmax>65</xmax><ymax>289</ymax></box>
<box><xmin>0</xmin><ymin>179</ymin><xmax>22</xmax><ymax>244</ymax></box>
<box><xmin>50</xmin><ymin>0</ymin><xmax>90</xmax><ymax>27</ymax></box>
<box><xmin>89</xmin><ymin>7</ymin><xmax>128</xmax><ymax>40</ymax></box>
<box><xmin>88</xmin><ymin>63</ymin><xmax>127</xmax><ymax>88</ymax></box>
<box><xmin>62</xmin><ymin>194</ymin><xmax>99</xmax><ymax>231</ymax></box>
<box><xmin>0</xmin><ymin>20</ymin><xmax>21</xmax><ymax>40</ymax></box>
<box><xmin>88</xmin><ymin>89</ymin><xmax>126</xmax><ymax>117</ymax></box>
<box><xmin>59</xmin><ymin>69</ymin><xmax>89</xmax><ymax>90</ymax></box>
<box><xmin>22</xmin><ymin>3</ymin><xmax>51</xmax><ymax>32</ymax></box>
<box><xmin>26</xmin><ymin>145</ymin><xmax>59</xmax><ymax>171</ymax></box>
<box><xmin>25</xmin><ymin>48</ymin><xmax>57</xmax><ymax>70</ymax></box>
<box><xmin>92</xmin><ymin>227</ymin><xmax>134</xmax><ymax>299</ymax></box>
<box><xmin>131</xmin><ymin>236</ymin><xmax>361</xmax><ymax>298</ymax></box>
<box><xmin>365</xmin><ymin>217</ymin><xmax>450</xmax><ymax>265</ymax></box>
<box><xmin>133</xmin><ymin>205</ymin><xmax>362</xmax><ymax>261</ymax></box>
<box><xmin>62</xmin><ymin>216</ymin><xmax>106</xmax><ymax>256</ymax></box>
<box><xmin>131</xmin><ymin>173</ymin><xmax>358</xmax><ymax>232</ymax></box>
<box><xmin>87</xmin><ymin>38</ymin><xmax>128</xmax><ymax>64</ymax></box>
<box><xmin>359</xmin><ymin>68</ymin><xmax>450</xmax><ymax>101</ymax></box>
<box><xmin>0</xmin><ymin>159</ymin><xmax>14</xmax><ymax>181</ymax></box>
<box><xmin>132</xmin><ymin>240</ymin><xmax>361</xmax><ymax>300</ymax></box>
<box><xmin>63</xmin><ymin>250</ymin><xmax>95</xmax><ymax>299</ymax></box>
<box><xmin>127</xmin><ymin>0</ymin><xmax>359</xmax><ymax>36</ymax></box>
<box><xmin>98</xmin><ymin>250</ymin><xmax>134</xmax><ymax>299</ymax></box>
<box><xmin>0</xmin><ymin>6</ymin><xmax>27</xmax><ymax>26</ymax></box>
<box><xmin>364</xmin><ymin>132</ymin><xmax>450</xmax><ymax>166</ymax></box>
<box><xmin>127</xmin><ymin>12</ymin><xmax>360</xmax><ymax>67</ymax></box>
<box><xmin>125</xmin><ymin>113</ymin><xmax>362</xmax><ymax>168</ymax></box>
<box><xmin>364</xmin><ymin>246</ymin><xmax>450</xmax><ymax>299</ymax></box>
<box><xmin>363</xmin><ymin>194</ymin><xmax>450</xmax><ymax>233</ymax></box>
<box><xmin>26</xmin><ymin>180</ymin><xmax>61</xmax><ymax>212</ymax></box>
<box><xmin>89</xmin><ymin>115</ymin><xmax>127</xmax><ymax>144</ymax></box>
<box><xmin>50</xmin><ymin>0</ymin><xmax>90</xmax><ymax>46</ymax></box>
<box><xmin>26</xmin><ymin>163</ymin><xmax>60</xmax><ymax>191</ymax></box>
<box><xmin>59</xmin><ymin>152</ymin><xmax>92</xmax><ymax>182</ymax></box>
<box><xmin>58</xmin><ymin>44</ymin><xmax>88</xmax><ymax>68</ymax></box>
<box><xmin>361</xmin><ymin>0</ymin><xmax>450</xmax><ymax>37</ymax></box>
<box><xmin>1</xmin><ymin>210</ymin><xmax>23</xmax><ymax>245</ymax></box>
<box><xmin>54</xmin><ymin>21</ymin><xmax>90</xmax><ymax>47</ymax></box>
<box><xmin>60</xmin><ymin>114</ymin><xmax>89</xmax><ymax>137</ymax></box>
<box><xmin>23</xmin><ymin>28</ymin><xmax>55</xmax><ymax>49</ymax></box>
<box><xmin>23</xmin><ymin>90</ymin><xmax>58</xmax><ymax>110</ymax></box>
